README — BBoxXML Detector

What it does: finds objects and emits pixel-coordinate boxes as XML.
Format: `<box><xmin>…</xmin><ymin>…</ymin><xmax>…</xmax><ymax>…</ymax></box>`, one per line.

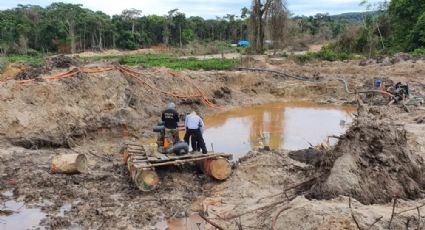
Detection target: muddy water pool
<box><xmin>202</xmin><ymin>101</ymin><xmax>356</xmax><ymax>160</ymax></box>
<box><xmin>0</xmin><ymin>192</ymin><xmax>46</xmax><ymax>230</ymax></box>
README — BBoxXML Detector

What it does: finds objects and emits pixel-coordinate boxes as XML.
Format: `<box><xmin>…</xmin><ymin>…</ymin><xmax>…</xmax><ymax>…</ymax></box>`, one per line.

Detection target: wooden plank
<box><xmin>130</xmin><ymin>157</ymin><xmax>148</xmax><ymax>161</ymax></box>
<box><xmin>133</xmin><ymin>155</ymin><xmax>228</xmax><ymax>168</ymax></box>
<box><xmin>127</xmin><ymin>150</ymin><xmax>145</xmax><ymax>154</ymax></box>
<box><xmin>130</xmin><ymin>156</ymin><xmax>147</xmax><ymax>159</ymax></box>
<box><xmin>147</xmin><ymin>153</ymin><xmax>232</xmax><ymax>163</ymax></box>
<box><xmin>127</xmin><ymin>147</ymin><xmax>145</xmax><ymax>151</ymax></box>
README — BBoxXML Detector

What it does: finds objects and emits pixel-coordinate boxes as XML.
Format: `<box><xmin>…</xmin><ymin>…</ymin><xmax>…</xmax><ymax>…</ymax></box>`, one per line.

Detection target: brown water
<box><xmin>203</xmin><ymin>101</ymin><xmax>355</xmax><ymax>160</ymax></box>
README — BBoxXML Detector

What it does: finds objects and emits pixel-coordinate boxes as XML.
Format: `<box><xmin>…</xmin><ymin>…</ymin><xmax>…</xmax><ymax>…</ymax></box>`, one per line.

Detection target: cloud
<box><xmin>1</xmin><ymin>0</ymin><xmax>382</xmax><ymax>18</ymax></box>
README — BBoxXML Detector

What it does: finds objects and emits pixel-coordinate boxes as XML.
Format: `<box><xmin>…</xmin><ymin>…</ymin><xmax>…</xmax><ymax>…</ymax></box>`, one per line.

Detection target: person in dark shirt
<box><xmin>162</xmin><ymin>102</ymin><xmax>179</xmax><ymax>129</ymax></box>
<box><xmin>161</xmin><ymin>103</ymin><xmax>180</xmax><ymax>144</ymax></box>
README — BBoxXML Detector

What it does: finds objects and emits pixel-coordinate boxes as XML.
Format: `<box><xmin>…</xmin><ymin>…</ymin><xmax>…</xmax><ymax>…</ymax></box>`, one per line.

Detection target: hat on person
<box><xmin>167</xmin><ymin>102</ymin><xmax>176</xmax><ymax>109</ymax></box>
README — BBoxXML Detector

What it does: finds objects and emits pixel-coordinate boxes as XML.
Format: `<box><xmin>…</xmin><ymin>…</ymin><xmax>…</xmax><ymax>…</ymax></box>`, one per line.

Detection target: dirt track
<box><xmin>1</xmin><ymin>55</ymin><xmax>425</xmax><ymax>229</ymax></box>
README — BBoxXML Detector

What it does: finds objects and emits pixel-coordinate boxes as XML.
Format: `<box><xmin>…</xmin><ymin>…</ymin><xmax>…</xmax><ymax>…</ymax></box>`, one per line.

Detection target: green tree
<box><xmin>46</xmin><ymin>3</ymin><xmax>85</xmax><ymax>53</ymax></box>
<box><xmin>389</xmin><ymin>0</ymin><xmax>425</xmax><ymax>50</ymax></box>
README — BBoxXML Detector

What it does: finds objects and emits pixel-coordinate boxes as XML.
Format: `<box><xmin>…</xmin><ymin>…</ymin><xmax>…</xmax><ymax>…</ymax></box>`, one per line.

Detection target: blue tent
<box><xmin>238</xmin><ymin>41</ymin><xmax>250</xmax><ymax>47</ymax></box>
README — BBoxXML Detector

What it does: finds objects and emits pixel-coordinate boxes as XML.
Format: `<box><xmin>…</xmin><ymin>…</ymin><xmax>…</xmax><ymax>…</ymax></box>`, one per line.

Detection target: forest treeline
<box><xmin>329</xmin><ymin>0</ymin><xmax>425</xmax><ymax>56</ymax></box>
<box><xmin>0</xmin><ymin>0</ymin><xmax>423</xmax><ymax>56</ymax></box>
<box><xmin>0</xmin><ymin>2</ymin><xmax>355</xmax><ymax>55</ymax></box>
<box><xmin>0</xmin><ymin>3</ymin><xmax>248</xmax><ymax>54</ymax></box>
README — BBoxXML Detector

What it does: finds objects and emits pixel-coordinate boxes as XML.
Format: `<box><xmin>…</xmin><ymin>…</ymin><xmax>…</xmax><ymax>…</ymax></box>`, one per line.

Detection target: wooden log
<box><xmin>51</xmin><ymin>154</ymin><xmax>88</xmax><ymax>174</ymax></box>
<box><xmin>128</xmin><ymin>161</ymin><xmax>160</xmax><ymax>192</ymax></box>
<box><xmin>201</xmin><ymin>157</ymin><xmax>232</xmax><ymax>180</ymax></box>
<box><xmin>122</xmin><ymin>149</ymin><xmax>130</xmax><ymax>164</ymax></box>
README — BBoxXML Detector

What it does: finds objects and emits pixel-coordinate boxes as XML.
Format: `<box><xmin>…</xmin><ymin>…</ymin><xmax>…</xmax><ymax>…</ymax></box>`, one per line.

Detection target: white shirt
<box><xmin>185</xmin><ymin>114</ymin><xmax>205</xmax><ymax>130</ymax></box>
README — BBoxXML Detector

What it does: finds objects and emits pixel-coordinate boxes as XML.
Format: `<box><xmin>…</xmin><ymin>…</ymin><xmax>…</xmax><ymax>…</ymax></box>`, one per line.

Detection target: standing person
<box><xmin>161</xmin><ymin>103</ymin><xmax>180</xmax><ymax>146</ymax></box>
<box><xmin>184</xmin><ymin>111</ymin><xmax>207</xmax><ymax>154</ymax></box>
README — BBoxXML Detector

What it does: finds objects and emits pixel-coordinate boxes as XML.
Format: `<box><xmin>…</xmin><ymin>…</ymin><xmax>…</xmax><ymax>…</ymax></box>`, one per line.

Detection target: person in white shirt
<box><xmin>184</xmin><ymin>111</ymin><xmax>207</xmax><ymax>154</ymax></box>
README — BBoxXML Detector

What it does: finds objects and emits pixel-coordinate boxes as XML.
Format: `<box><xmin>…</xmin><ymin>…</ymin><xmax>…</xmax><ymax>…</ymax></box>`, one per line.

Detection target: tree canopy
<box><xmin>0</xmin><ymin>3</ymin><xmax>249</xmax><ymax>54</ymax></box>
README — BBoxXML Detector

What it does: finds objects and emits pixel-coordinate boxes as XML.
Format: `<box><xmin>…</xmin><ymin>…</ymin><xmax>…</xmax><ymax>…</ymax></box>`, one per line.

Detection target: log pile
<box><xmin>122</xmin><ymin>143</ymin><xmax>233</xmax><ymax>191</ymax></box>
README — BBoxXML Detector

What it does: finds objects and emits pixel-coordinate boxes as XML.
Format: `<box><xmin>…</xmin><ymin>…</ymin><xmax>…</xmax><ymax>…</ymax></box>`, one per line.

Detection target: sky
<box><xmin>0</xmin><ymin>0</ymin><xmax>383</xmax><ymax>18</ymax></box>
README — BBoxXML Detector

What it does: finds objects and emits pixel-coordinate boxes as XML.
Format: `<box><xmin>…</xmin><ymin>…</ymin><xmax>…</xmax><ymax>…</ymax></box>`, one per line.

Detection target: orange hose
<box><xmin>0</xmin><ymin>64</ymin><xmax>221</xmax><ymax>109</ymax></box>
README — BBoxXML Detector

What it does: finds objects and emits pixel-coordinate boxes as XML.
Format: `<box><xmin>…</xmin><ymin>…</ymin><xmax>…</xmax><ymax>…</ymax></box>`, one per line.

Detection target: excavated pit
<box><xmin>1</xmin><ymin>56</ymin><xmax>425</xmax><ymax>229</ymax></box>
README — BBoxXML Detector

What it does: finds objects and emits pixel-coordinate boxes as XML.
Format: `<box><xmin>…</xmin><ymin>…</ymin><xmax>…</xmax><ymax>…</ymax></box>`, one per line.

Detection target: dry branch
<box><xmin>349</xmin><ymin>197</ymin><xmax>363</xmax><ymax>230</ymax></box>
<box><xmin>417</xmin><ymin>207</ymin><xmax>421</xmax><ymax>230</ymax></box>
<box><xmin>396</xmin><ymin>203</ymin><xmax>425</xmax><ymax>215</ymax></box>
<box><xmin>272</xmin><ymin>206</ymin><xmax>291</xmax><ymax>230</ymax></box>
<box><xmin>199</xmin><ymin>212</ymin><xmax>225</xmax><ymax>230</ymax></box>
<box><xmin>388</xmin><ymin>198</ymin><xmax>398</xmax><ymax>229</ymax></box>
<box><xmin>256</xmin><ymin>177</ymin><xmax>316</xmax><ymax>203</ymax></box>
<box><xmin>366</xmin><ymin>216</ymin><xmax>383</xmax><ymax>230</ymax></box>
<box><xmin>222</xmin><ymin>199</ymin><xmax>291</xmax><ymax>220</ymax></box>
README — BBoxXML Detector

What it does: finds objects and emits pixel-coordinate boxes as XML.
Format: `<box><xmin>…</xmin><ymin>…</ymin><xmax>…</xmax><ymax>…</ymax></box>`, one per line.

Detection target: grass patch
<box><xmin>5</xmin><ymin>55</ymin><xmax>44</xmax><ymax>64</ymax></box>
<box><xmin>292</xmin><ymin>46</ymin><xmax>356</xmax><ymax>64</ymax></box>
<box><xmin>84</xmin><ymin>53</ymin><xmax>240</xmax><ymax>70</ymax></box>
<box><xmin>3</xmin><ymin>53</ymin><xmax>240</xmax><ymax>71</ymax></box>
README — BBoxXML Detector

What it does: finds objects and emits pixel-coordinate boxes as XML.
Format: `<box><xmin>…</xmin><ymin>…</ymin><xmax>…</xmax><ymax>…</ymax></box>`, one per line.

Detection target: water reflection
<box><xmin>0</xmin><ymin>200</ymin><xmax>46</xmax><ymax>230</ymax></box>
<box><xmin>203</xmin><ymin>101</ymin><xmax>355</xmax><ymax>160</ymax></box>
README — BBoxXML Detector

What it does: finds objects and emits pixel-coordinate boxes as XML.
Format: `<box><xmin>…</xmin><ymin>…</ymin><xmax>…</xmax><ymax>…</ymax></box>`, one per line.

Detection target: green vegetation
<box><xmin>86</xmin><ymin>54</ymin><xmax>240</xmax><ymax>70</ymax></box>
<box><xmin>6</xmin><ymin>55</ymin><xmax>44</xmax><ymax>64</ymax></box>
<box><xmin>3</xmin><ymin>53</ymin><xmax>240</xmax><ymax>70</ymax></box>
<box><xmin>329</xmin><ymin>0</ymin><xmax>425</xmax><ymax>57</ymax></box>
<box><xmin>1</xmin><ymin>1</ymin><xmax>423</xmax><ymax>61</ymax></box>
<box><xmin>293</xmin><ymin>45</ymin><xmax>354</xmax><ymax>64</ymax></box>
<box><xmin>0</xmin><ymin>3</ymin><xmax>248</xmax><ymax>55</ymax></box>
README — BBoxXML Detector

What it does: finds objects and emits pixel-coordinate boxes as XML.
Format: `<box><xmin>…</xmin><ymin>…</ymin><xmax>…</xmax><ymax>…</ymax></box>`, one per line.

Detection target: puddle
<box><xmin>155</xmin><ymin>214</ymin><xmax>213</xmax><ymax>230</ymax></box>
<box><xmin>203</xmin><ymin>101</ymin><xmax>355</xmax><ymax>160</ymax></box>
<box><xmin>1</xmin><ymin>191</ymin><xmax>13</xmax><ymax>198</ymax></box>
<box><xmin>0</xmin><ymin>200</ymin><xmax>46</xmax><ymax>230</ymax></box>
<box><xmin>59</xmin><ymin>203</ymin><xmax>72</xmax><ymax>217</ymax></box>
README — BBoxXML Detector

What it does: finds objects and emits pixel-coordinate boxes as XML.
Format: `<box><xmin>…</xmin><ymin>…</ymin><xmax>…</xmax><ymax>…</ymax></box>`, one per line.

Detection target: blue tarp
<box><xmin>238</xmin><ymin>41</ymin><xmax>250</xmax><ymax>47</ymax></box>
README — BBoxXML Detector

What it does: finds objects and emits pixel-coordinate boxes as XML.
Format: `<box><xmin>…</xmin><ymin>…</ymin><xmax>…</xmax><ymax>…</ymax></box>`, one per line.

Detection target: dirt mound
<box><xmin>45</xmin><ymin>55</ymin><xmax>80</xmax><ymax>69</ymax></box>
<box><xmin>309</xmin><ymin>105</ymin><xmax>425</xmax><ymax>204</ymax></box>
<box><xmin>0</xmin><ymin>68</ymin><xmax>239</xmax><ymax>149</ymax></box>
<box><xmin>14</xmin><ymin>55</ymin><xmax>80</xmax><ymax>81</ymax></box>
<box><xmin>15</xmin><ymin>63</ymin><xmax>47</xmax><ymax>80</ymax></box>
<box><xmin>1</xmin><ymin>71</ymin><xmax>160</xmax><ymax>148</ymax></box>
<box><xmin>0</xmin><ymin>63</ymin><xmax>30</xmax><ymax>81</ymax></box>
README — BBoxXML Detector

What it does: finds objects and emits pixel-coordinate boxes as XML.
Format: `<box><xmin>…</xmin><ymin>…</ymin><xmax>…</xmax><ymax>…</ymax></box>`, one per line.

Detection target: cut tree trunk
<box><xmin>201</xmin><ymin>158</ymin><xmax>232</xmax><ymax>180</ymax></box>
<box><xmin>127</xmin><ymin>160</ymin><xmax>160</xmax><ymax>192</ymax></box>
<box><xmin>51</xmin><ymin>154</ymin><xmax>87</xmax><ymax>174</ymax></box>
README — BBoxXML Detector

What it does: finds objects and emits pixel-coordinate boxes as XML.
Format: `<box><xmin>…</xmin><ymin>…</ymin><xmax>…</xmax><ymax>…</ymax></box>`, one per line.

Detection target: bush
<box><xmin>412</xmin><ymin>47</ymin><xmax>425</xmax><ymax>56</ymax></box>
<box><xmin>116</xmin><ymin>31</ymin><xmax>142</xmax><ymax>50</ymax></box>
<box><xmin>292</xmin><ymin>45</ymin><xmax>354</xmax><ymax>64</ymax></box>
<box><xmin>410</xmin><ymin>12</ymin><xmax>425</xmax><ymax>49</ymax></box>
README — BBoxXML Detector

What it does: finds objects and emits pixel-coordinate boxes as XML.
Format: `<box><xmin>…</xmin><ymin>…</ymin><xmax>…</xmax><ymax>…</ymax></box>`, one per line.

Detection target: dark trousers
<box><xmin>184</xmin><ymin>129</ymin><xmax>207</xmax><ymax>154</ymax></box>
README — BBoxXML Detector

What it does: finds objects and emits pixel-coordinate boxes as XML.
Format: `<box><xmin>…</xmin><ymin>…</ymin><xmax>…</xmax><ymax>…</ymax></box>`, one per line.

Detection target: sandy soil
<box><xmin>1</xmin><ymin>54</ymin><xmax>425</xmax><ymax>229</ymax></box>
